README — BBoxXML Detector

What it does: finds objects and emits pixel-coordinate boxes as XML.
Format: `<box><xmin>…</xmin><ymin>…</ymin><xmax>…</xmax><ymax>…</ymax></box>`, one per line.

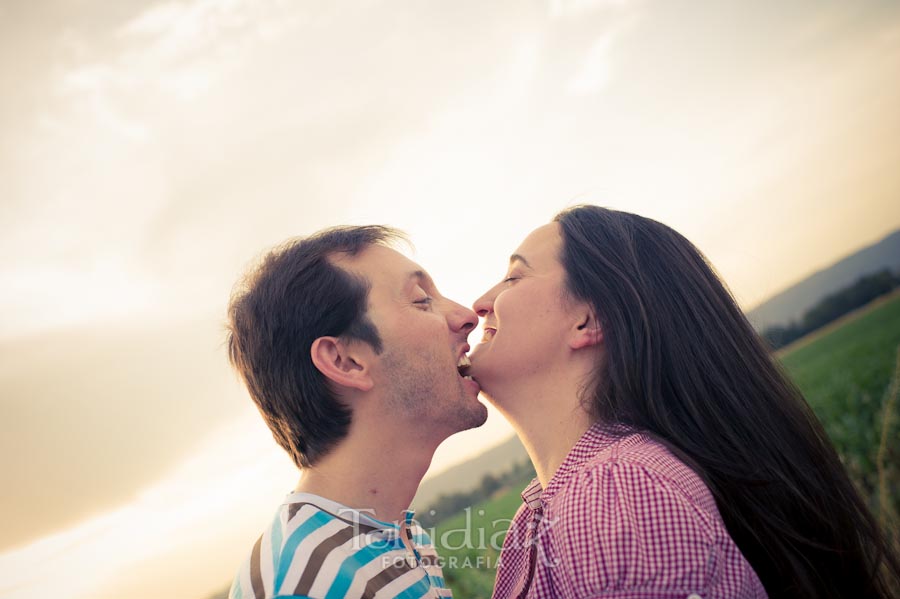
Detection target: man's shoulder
<box><xmin>275</xmin><ymin>496</ymin><xmax>407</xmax><ymax>567</ymax></box>
<box><xmin>231</xmin><ymin>496</ymin><xmax>449</xmax><ymax>599</ymax></box>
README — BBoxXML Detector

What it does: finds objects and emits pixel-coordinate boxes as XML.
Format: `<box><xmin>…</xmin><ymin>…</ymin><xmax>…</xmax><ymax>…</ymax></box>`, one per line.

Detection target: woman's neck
<box><xmin>492</xmin><ymin>377</ymin><xmax>595</xmax><ymax>488</ymax></box>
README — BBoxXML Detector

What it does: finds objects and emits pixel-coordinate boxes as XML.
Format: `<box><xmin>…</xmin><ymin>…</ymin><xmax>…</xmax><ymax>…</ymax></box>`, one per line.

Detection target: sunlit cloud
<box><xmin>559</xmin><ymin>0</ymin><xmax>641</xmax><ymax>97</ymax></box>
<box><xmin>0</xmin><ymin>262</ymin><xmax>160</xmax><ymax>339</ymax></box>
<box><xmin>548</xmin><ymin>0</ymin><xmax>638</xmax><ymax>19</ymax></box>
<box><xmin>566</xmin><ymin>34</ymin><xmax>615</xmax><ymax>95</ymax></box>
<box><xmin>113</xmin><ymin>0</ymin><xmax>260</xmax><ymax>101</ymax></box>
<box><xmin>62</xmin><ymin>65</ymin><xmax>151</xmax><ymax>141</ymax></box>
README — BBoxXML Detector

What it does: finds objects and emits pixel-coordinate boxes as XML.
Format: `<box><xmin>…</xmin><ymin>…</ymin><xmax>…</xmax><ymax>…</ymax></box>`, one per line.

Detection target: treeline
<box><xmin>762</xmin><ymin>268</ymin><xmax>899</xmax><ymax>350</ymax></box>
<box><xmin>417</xmin><ymin>459</ymin><xmax>536</xmax><ymax>528</ymax></box>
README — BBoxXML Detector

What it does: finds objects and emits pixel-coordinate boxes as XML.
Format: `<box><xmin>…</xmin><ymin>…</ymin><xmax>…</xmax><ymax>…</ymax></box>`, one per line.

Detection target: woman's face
<box><xmin>468</xmin><ymin>222</ymin><xmax>580</xmax><ymax>397</ymax></box>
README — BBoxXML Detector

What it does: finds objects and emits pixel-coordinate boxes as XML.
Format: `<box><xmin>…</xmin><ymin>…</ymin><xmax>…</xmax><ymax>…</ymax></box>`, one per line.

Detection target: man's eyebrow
<box><xmin>509</xmin><ymin>254</ymin><xmax>532</xmax><ymax>269</ymax></box>
<box><xmin>406</xmin><ymin>270</ymin><xmax>434</xmax><ymax>288</ymax></box>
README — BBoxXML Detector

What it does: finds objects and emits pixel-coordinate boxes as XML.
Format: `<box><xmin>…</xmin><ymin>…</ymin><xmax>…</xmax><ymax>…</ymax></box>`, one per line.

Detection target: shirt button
<box><xmin>687</xmin><ymin>594</ymin><xmax>702</xmax><ymax>599</ymax></box>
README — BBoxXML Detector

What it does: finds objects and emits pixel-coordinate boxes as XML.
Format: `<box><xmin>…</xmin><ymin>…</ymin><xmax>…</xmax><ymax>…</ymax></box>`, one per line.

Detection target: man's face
<box><xmin>336</xmin><ymin>245</ymin><xmax>487</xmax><ymax>434</ymax></box>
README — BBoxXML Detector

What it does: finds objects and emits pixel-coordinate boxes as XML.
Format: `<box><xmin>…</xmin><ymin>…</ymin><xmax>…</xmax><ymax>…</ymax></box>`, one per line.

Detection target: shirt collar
<box><xmin>520</xmin><ymin>477</ymin><xmax>544</xmax><ymax>510</ymax></box>
<box><xmin>283</xmin><ymin>491</ymin><xmax>413</xmax><ymax>530</ymax></box>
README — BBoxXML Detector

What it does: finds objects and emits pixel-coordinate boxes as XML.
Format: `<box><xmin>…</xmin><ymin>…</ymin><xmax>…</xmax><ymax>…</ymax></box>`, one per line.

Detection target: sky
<box><xmin>2</xmin><ymin>0</ymin><xmax>900</xmax><ymax>597</ymax></box>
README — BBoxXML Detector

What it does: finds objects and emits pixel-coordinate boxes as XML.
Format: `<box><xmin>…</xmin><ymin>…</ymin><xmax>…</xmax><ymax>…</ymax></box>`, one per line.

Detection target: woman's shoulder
<box><xmin>547</xmin><ymin>427</ymin><xmax>725</xmax><ymax>539</ymax></box>
<box><xmin>577</xmin><ymin>427</ymin><xmax>717</xmax><ymax>508</ymax></box>
<box><xmin>549</xmin><ymin>429</ymin><xmax>766</xmax><ymax>597</ymax></box>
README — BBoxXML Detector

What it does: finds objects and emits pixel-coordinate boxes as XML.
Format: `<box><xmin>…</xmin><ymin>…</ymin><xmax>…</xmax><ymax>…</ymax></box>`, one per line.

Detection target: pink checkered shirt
<box><xmin>492</xmin><ymin>424</ymin><xmax>768</xmax><ymax>599</ymax></box>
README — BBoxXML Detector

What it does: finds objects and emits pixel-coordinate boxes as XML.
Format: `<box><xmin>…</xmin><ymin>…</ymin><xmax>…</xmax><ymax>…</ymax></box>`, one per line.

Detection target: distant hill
<box><xmin>745</xmin><ymin>229</ymin><xmax>900</xmax><ymax>330</ymax></box>
<box><xmin>412</xmin><ymin>434</ymin><xmax>528</xmax><ymax>509</ymax></box>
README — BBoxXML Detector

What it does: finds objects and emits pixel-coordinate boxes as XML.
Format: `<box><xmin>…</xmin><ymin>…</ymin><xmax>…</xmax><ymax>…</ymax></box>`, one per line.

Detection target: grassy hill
<box><xmin>778</xmin><ymin>290</ymin><xmax>900</xmax><ymax>512</ymax></box>
<box><xmin>433</xmin><ymin>292</ymin><xmax>900</xmax><ymax>599</ymax></box>
<box><xmin>412</xmin><ymin>434</ymin><xmax>527</xmax><ymax>511</ymax></box>
<box><xmin>430</xmin><ymin>469</ymin><xmax>536</xmax><ymax>598</ymax></box>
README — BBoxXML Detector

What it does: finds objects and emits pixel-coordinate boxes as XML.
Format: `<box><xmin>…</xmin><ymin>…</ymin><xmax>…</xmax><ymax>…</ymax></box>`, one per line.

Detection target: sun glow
<box><xmin>0</xmin><ymin>414</ymin><xmax>296</xmax><ymax>598</ymax></box>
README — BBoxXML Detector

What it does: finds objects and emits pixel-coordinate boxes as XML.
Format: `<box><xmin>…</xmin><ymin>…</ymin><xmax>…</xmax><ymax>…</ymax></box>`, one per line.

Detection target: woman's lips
<box><xmin>481</xmin><ymin>328</ymin><xmax>496</xmax><ymax>343</ymax></box>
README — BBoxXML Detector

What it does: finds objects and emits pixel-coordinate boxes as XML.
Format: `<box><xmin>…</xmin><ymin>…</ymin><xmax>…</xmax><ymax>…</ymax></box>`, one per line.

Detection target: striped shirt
<box><xmin>230</xmin><ymin>493</ymin><xmax>452</xmax><ymax>599</ymax></box>
<box><xmin>492</xmin><ymin>424</ymin><xmax>768</xmax><ymax>599</ymax></box>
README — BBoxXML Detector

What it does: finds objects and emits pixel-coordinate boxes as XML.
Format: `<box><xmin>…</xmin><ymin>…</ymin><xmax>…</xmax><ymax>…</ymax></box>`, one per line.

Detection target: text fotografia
<box><xmin>336</xmin><ymin>507</ymin><xmax>561</xmax><ymax>568</ymax></box>
<box><xmin>383</xmin><ymin>554</ymin><xmax>500</xmax><ymax>570</ymax></box>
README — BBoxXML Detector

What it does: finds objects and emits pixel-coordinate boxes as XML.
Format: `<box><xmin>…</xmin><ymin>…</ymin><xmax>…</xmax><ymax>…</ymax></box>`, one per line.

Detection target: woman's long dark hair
<box><xmin>554</xmin><ymin>205</ymin><xmax>900</xmax><ymax>598</ymax></box>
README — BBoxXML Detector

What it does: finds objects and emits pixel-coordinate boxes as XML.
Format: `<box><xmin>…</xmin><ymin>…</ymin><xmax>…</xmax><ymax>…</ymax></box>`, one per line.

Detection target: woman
<box><xmin>467</xmin><ymin>205</ymin><xmax>900</xmax><ymax>599</ymax></box>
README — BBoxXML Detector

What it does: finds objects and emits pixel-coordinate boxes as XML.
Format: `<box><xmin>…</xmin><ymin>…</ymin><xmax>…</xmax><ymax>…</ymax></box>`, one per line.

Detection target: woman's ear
<box><xmin>570</xmin><ymin>313</ymin><xmax>603</xmax><ymax>350</ymax></box>
<box><xmin>310</xmin><ymin>336</ymin><xmax>375</xmax><ymax>392</ymax></box>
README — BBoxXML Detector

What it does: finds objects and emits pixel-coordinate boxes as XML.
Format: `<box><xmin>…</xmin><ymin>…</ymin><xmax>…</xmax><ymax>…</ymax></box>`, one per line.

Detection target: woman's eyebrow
<box><xmin>509</xmin><ymin>254</ymin><xmax>532</xmax><ymax>269</ymax></box>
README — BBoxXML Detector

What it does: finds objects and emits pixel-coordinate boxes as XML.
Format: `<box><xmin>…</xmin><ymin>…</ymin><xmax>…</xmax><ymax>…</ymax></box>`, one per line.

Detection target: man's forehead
<box><xmin>330</xmin><ymin>244</ymin><xmax>427</xmax><ymax>284</ymax></box>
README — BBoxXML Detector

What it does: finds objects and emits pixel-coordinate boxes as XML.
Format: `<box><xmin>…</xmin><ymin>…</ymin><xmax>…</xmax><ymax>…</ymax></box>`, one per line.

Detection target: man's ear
<box><xmin>310</xmin><ymin>336</ymin><xmax>374</xmax><ymax>392</ymax></box>
<box><xmin>569</xmin><ymin>313</ymin><xmax>603</xmax><ymax>350</ymax></box>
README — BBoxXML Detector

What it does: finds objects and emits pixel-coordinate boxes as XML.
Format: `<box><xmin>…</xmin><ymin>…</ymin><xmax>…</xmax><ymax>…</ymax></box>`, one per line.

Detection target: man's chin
<box><xmin>455</xmin><ymin>395</ymin><xmax>489</xmax><ymax>431</ymax></box>
<box><xmin>471</xmin><ymin>402</ymin><xmax>489</xmax><ymax>428</ymax></box>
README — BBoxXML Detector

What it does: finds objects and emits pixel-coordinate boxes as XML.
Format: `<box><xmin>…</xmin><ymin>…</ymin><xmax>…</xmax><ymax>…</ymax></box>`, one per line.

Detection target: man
<box><xmin>226</xmin><ymin>225</ymin><xmax>486</xmax><ymax>599</ymax></box>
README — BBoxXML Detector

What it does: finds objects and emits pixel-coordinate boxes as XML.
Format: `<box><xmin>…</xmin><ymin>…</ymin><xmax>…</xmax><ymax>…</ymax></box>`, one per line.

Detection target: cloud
<box><xmin>566</xmin><ymin>33</ymin><xmax>615</xmax><ymax>95</ymax></box>
<box><xmin>0</xmin><ymin>318</ymin><xmax>247</xmax><ymax>550</ymax></box>
<box><xmin>548</xmin><ymin>0</ymin><xmax>638</xmax><ymax>19</ymax></box>
<box><xmin>560</xmin><ymin>0</ymin><xmax>641</xmax><ymax>97</ymax></box>
<box><xmin>0</xmin><ymin>262</ymin><xmax>160</xmax><ymax>339</ymax></box>
<box><xmin>62</xmin><ymin>64</ymin><xmax>151</xmax><ymax>141</ymax></box>
<box><xmin>0</xmin><ymin>413</ymin><xmax>296</xmax><ymax>599</ymax></box>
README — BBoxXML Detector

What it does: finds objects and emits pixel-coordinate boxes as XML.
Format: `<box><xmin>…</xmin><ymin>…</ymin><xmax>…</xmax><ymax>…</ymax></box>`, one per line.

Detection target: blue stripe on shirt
<box><xmin>229</xmin><ymin>572</ymin><xmax>243</xmax><ymax>599</ymax></box>
<box><xmin>271</xmin><ymin>509</ymin><xmax>284</xmax><ymax>584</ymax></box>
<box><xmin>274</xmin><ymin>510</ymin><xmax>333</xmax><ymax>592</ymax></box>
<box><xmin>323</xmin><ymin>538</ymin><xmax>411</xmax><ymax>599</ymax></box>
<box><xmin>391</xmin><ymin>574</ymin><xmax>431</xmax><ymax>599</ymax></box>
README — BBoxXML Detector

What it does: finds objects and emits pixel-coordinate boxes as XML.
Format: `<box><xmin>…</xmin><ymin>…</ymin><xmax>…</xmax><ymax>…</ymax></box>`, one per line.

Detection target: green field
<box><xmin>433</xmin><ymin>293</ymin><xmax>900</xmax><ymax>599</ymax></box>
<box><xmin>431</xmin><ymin>472</ymin><xmax>534</xmax><ymax>598</ymax></box>
<box><xmin>779</xmin><ymin>292</ymin><xmax>900</xmax><ymax>516</ymax></box>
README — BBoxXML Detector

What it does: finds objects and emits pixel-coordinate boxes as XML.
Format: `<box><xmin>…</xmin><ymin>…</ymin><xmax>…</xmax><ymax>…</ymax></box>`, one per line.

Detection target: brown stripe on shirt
<box><xmin>249</xmin><ymin>534</ymin><xmax>266</xmax><ymax>599</ymax></box>
<box><xmin>287</xmin><ymin>502</ymin><xmax>304</xmax><ymax>522</ymax></box>
<box><xmin>285</xmin><ymin>502</ymin><xmax>381</xmax><ymax>533</ymax></box>
<box><xmin>361</xmin><ymin>558</ymin><xmax>416</xmax><ymax>599</ymax></box>
<box><xmin>292</xmin><ymin>525</ymin><xmax>361</xmax><ymax>596</ymax></box>
<box><xmin>418</xmin><ymin>554</ymin><xmax>439</xmax><ymax>566</ymax></box>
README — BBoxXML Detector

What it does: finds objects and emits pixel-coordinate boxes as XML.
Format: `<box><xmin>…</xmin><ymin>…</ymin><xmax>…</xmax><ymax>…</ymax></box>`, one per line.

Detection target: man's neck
<box><xmin>293</xmin><ymin>429</ymin><xmax>440</xmax><ymax>523</ymax></box>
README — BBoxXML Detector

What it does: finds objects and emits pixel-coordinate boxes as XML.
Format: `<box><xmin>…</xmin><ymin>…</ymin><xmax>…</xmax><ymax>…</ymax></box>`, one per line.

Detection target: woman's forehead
<box><xmin>513</xmin><ymin>222</ymin><xmax>563</xmax><ymax>266</ymax></box>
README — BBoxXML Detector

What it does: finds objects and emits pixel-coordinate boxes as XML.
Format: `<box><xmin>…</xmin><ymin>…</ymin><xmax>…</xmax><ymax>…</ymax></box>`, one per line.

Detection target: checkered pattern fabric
<box><xmin>492</xmin><ymin>424</ymin><xmax>768</xmax><ymax>599</ymax></box>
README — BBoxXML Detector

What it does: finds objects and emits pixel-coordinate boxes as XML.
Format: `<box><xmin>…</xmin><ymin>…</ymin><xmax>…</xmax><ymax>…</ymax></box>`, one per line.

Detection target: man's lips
<box><xmin>456</xmin><ymin>344</ymin><xmax>473</xmax><ymax>378</ymax></box>
<box><xmin>456</xmin><ymin>350</ymin><xmax>481</xmax><ymax>393</ymax></box>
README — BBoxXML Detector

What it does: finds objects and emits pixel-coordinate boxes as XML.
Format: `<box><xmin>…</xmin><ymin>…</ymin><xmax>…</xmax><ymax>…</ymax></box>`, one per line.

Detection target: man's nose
<box><xmin>447</xmin><ymin>300</ymin><xmax>478</xmax><ymax>333</ymax></box>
